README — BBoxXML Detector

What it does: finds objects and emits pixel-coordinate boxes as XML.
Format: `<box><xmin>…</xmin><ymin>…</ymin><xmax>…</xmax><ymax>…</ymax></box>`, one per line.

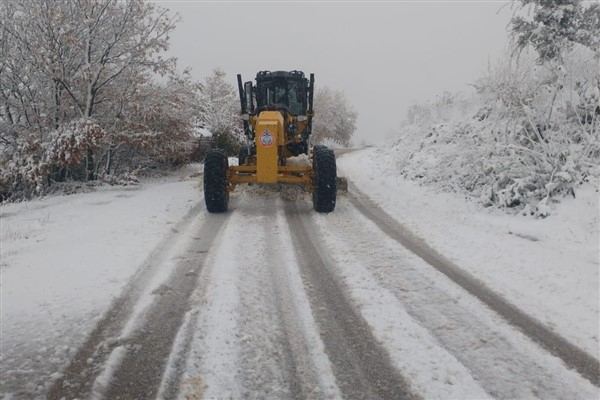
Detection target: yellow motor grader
<box><xmin>203</xmin><ymin>70</ymin><xmax>337</xmax><ymax>213</ymax></box>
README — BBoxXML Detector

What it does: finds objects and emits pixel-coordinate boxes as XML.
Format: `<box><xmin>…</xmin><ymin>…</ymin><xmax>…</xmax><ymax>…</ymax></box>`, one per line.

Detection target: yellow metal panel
<box><xmin>230</xmin><ymin>165</ymin><xmax>310</xmax><ymax>174</ymax></box>
<box><xmin>230</xmin><ymin>165</ymin><xmax>257</xmax><ymax>173</ymax></box>
<box><xmin>278</xmin><ymin>175</ymin><xmax>312</xmax><ymax>185</ymax></box>
<box><xmin>255</xmin><ymin>111</ymin><xmax>283</xmax><ymax>184</ymax></box>
<box><xmin>277</xmin><ymin>165</ymin><xmax>312</xmax><ymax>173</ymax></box>
<box><xmin>229</xmin><ymin>174</ymin><xmax>257</xmax><ymax>185</ymax></box>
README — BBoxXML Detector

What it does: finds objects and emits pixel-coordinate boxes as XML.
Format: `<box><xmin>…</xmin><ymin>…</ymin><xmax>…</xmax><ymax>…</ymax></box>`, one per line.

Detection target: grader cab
<box><xmin>203</xmin><ymin>70</ymin><xmax>337</xmax><ymax>213</ymax></box>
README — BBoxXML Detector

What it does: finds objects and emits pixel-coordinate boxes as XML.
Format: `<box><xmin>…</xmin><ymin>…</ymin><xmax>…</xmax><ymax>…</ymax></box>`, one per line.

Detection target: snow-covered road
<box><xmin>1</xmin><ymin>153</ymin><xmax>598</xmax><ymax>399</ymax></box>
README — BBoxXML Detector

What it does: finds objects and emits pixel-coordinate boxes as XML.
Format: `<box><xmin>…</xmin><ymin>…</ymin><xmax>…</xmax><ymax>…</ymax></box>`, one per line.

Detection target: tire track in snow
<box><xmin>266</xmin><ymin>199</ymin><xmax>342</xmax><ymax>399</ymax></box>
<box><xmin>207</xmin><ymin>194</ymin><xmax>303</xmax><ymax>398</ymax></box>
<box><xmin>99</xmin><ymin>210</ymin><xmax>230</xmax><ymax>399</ymax></box>
<box><xmin>174</xmin><ymin>201</ymin><xmax>244</xmax><ymax>399</ymax></box>
<box><xmin>347</xmin><ymin>180</ymin><xmax>600</xmax><ymax>387</ymax></box>
<box><xmin>152</xmin><ymin>200</ymin><xmax>300</xmax><ymax>397</ymax></box>
<box><xmin>46</xmin><ymin>202</ymin><xmax>204</xmax><ymax>399</ymax></box>
<box><xmin>316</xmin><ymin>197</ymin><xmax>598</xmax><ymax>398</ymax></box>
<box><xmin>46</xmin><ymin>200</ymin><xmax>227</xmax><ymax>400</ymax></box>
<box><xmin>284</xmin><ymin>201</ymin><xmax>418</xmax><ymax>400</ymax></box>
<box><xmin>173</xmin><ymin>190</ymin><xmax>341</xmax><ymax>399</ymax></box>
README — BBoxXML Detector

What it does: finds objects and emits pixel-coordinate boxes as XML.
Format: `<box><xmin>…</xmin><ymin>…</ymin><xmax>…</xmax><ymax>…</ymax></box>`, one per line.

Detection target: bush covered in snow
<box><xmin>394</xmin><ymin>43</ymin><xmax>598</xmax><ymax>214</ymax></box>
<box><xmin>389</xmin><ymin>1</ymin><xmax>600</xmax><ymax>215</ymax></box>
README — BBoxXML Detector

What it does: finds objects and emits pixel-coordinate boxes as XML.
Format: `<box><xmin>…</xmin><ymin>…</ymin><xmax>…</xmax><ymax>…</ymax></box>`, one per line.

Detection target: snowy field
<box><xmin>1</xmin><ymin>151</ymin><xmax>598</xmax><ymax>399</ymax></box>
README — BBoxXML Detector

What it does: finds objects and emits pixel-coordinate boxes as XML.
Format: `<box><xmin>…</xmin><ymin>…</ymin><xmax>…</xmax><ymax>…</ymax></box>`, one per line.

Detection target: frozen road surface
<box><xmin>1</xmin><ymin>158</ymin><xmax>598</xmax><ymax>399</ymax></box>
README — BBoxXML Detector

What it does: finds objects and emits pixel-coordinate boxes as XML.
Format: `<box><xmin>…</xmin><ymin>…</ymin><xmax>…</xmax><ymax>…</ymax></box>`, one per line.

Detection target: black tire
<box><xmin>238</xmin><ymin>146</ymin><xmax>248</xmax><ymax>165</ymax></box>
<box><xmin>313</xmin><ymin>148</ymin><xmax>337</xmax><ymax>213</ymax></box>
<box><xmin>204</xmin><ymin>149</ymin><xmax>229</xmax><ymax>213</ymax></box>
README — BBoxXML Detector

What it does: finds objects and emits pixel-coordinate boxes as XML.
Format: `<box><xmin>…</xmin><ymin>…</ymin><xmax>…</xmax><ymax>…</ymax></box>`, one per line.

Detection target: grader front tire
<box><xmin>204</xmin><ymin>149</ymin><xmax>229</xmax><ymax>213</ymax></box>
<box><xmin>313</xmin><ymin>148</ymin><xmax>337</xmax><ymax>213</ymax></box>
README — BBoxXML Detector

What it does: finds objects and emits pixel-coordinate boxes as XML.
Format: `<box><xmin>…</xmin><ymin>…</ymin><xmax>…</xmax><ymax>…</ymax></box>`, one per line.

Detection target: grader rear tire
<box><xmin>204</xmin><ymin>149</ymin><xmax>229</xmax><ymax>213</ymax></box>
<box><xmin>313</xmin><ymin>148</ymin><xmax>337</xmax><ymax>213</ymax></box>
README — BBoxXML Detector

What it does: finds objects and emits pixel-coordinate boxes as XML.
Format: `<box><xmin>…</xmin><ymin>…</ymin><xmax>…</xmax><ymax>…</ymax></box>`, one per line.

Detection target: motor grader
<box><xmin>203</xmin><ymin>70</ymin><xmax>338</xmax><ymax>213</ymax></box>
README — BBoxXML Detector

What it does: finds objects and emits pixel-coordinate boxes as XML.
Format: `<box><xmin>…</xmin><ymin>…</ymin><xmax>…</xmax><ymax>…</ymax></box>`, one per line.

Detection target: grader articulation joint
<box><xmin>203</xmin><ymin>70</ymin><xmax>338</xmax><ymax>213</ymax></box>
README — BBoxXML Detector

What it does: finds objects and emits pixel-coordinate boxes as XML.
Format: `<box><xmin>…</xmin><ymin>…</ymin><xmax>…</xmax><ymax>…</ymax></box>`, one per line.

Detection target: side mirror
<box><xmin>244</xmin><ymin>81</ymin><xmax>253</xmax><ymax>112</ymax></box>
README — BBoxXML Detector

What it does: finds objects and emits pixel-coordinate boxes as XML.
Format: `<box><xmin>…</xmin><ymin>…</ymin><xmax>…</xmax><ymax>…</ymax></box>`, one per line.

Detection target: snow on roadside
<box><xmin>314</xmin><ymin>200</ymin><xmax>598</xmax><ymax>399</ymax></box>
<box><xmin>0</xmin><ymin>169</ymin><xmax>201</xmax><ymax>398</ymax></box>
<box><xmin>311</xmin><ymin>211</ymin><xmax>491</xmax><ymax>400</ymax></box>
<box><xmin>338</xmin><ymin>148</ymin><xmax>599</xmax><ymax>356</ymax></box>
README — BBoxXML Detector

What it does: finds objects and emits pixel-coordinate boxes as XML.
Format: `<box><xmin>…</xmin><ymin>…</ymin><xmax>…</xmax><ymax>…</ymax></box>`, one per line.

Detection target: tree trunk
<box><xmin>86</xmin><ymin>149</ymin><xmax>95</xmax><ymax>181</ymax></box>
<box><xmin>106</xmin><ymin>148</ymin><xmax>112</xmax><ymax>175</ymax></box>
<box><xmin>53</xmin><ymin>80</ymin><xmax>61</xmax><ymax>130</ymax></box>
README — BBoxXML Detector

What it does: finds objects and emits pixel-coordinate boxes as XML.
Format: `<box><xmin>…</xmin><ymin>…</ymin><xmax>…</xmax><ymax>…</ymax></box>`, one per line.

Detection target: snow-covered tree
<box><xmin>197</xmin><ymin>68</ymin><xmax>243</xmax><ymax>154</ymax></box>
<box><xmin>578</xmin><ymin>4</ymin><xmax>600</xmax><ymax>55</ymax></box>
<box><xmin>0</xmin><ymin>0</ymin><xmax>201</xmax><ymax>200</ymax></box>
<box><xmin>510</xmin><ymin>0</ymin><xmax>600</xmax><ymax>129</ymax></box>
<box><xmin>104</xmin><ymin>72</ymin><xmax>201</xmax><ymax>172</ymax></box>
<box><xmin>406</xmin><ymin>104</ymin><xmax>433</xmax><ymax>125</ymax></box>
<box><xmin>312</xmin><ymin>87</ymin><xmax>358</xmax><ymax>146</ymax></box>
<box><xmin>511</xmin><ymin>0</ymin><xmax>600</xmax><ymax>63</ymax></box>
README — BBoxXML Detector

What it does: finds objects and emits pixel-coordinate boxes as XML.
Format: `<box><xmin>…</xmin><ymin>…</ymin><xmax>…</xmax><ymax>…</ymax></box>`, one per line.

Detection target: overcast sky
<box><xmin>160</xmin><ymin>1</ymin><xmax>514</xmax><ymax>144</ymax></box>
